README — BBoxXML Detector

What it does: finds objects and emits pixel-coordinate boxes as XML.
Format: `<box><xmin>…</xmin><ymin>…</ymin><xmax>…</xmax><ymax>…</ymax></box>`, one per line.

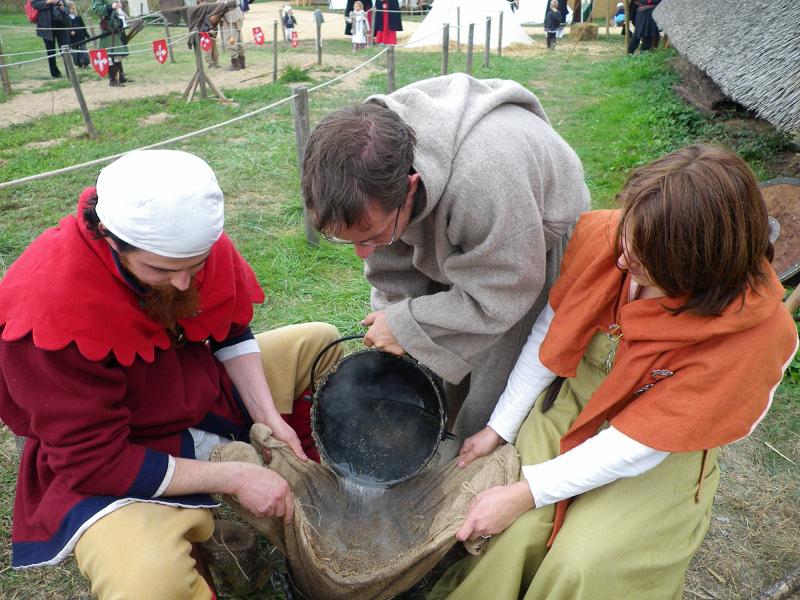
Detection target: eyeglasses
<box><xmin>321</xmin><ymin>205</ymin><xmax>402</xmax><ymax>247</ymax></box>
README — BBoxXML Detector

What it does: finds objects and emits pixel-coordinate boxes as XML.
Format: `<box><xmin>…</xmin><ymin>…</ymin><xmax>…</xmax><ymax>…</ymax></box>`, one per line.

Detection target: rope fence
<box><xmin>0</xmin><ymin>42</ymin><xmax>388</xmax><ymax>190</ymax></box>
<box><xmin>0</xmin><ymin>6</ymin><xmax>569</xmax><ymax>213</ymax></box>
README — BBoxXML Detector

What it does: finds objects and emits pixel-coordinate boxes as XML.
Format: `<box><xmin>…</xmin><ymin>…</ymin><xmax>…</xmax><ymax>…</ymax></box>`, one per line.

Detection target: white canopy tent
<box><xmin>405</xmin><ymin>0</ymin><xmax>533</xmax><ymax>48</ymax></box>
<box><xmin>515</xmin><ymin>0</ymin><xmax>573</xmax><ymax>25</ymax></box>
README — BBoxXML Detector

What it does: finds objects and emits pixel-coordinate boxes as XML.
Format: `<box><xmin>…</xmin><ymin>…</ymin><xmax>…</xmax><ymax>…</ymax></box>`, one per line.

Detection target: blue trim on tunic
<box><xmin>124</xmin><ymin>447</ymin><xmax>169</xmax><ymax>497</ymax></box>
<box><xmin>209</xmin><ymin>326</ymin><xmax>254</xmax><ymax>353</ymax></box>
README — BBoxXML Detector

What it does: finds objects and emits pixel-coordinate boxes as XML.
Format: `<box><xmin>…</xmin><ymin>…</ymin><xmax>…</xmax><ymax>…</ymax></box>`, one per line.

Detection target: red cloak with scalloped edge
<box><xmin>0</xmin><ymin>187</ymin><xmax>265</xmax><ymax>365</ymax></box>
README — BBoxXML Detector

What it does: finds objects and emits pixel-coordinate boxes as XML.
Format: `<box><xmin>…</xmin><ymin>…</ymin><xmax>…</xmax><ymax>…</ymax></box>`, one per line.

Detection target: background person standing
<box><xmin>221</xmin><ymin>0</ymin><xmax>245</xmax><ymax>70</ymax></box>
<box><xmin>32</xmin><ymin>0</ymin><xmax>70</xmax><ymax>78</ymax></box>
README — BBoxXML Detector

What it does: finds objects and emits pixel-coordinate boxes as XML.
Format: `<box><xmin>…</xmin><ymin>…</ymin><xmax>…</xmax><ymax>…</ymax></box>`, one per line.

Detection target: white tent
<box><xmin>516</xmin><ymin>0</ymin><xmax>573</xmax><ymax>25</ymax></box>
<box><xmin>515</xmin><ymin>0</ymin><xmax>548</xmax><ymax>24</ymax></box>
<box><xmin>329</xmin><ymin>0</ymin><xmax>348</xmax><ymax>9</ymax></box>
<box><xmin>405</xmin><ymin>0</ymin><xmax>533</xmax><ymax>48</ymax></box>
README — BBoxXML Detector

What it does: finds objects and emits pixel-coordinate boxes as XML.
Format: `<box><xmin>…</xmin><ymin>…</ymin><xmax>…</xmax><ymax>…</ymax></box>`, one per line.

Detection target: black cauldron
<box><xmin>310</xmin><ymin>335</ymin><xmax>450</xmax><ymax>487</ymax></box>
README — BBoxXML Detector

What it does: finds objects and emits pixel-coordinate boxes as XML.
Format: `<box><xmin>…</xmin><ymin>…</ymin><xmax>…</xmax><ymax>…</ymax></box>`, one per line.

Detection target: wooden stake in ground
<box><xmin>292</xmin><ymin>86</ymin><xmax>318</xmax><ymax>245</ymax></box>
<box><xmin>0</xmin><ymin>39</ymin><xmax>12</xmax><ymax>96</ymax></box>
<box><xmin>369</xmin><ymin>7</ymin><xmax>376</xmax><ymax>47</ymax></box>
<box><xmin>497</xmin><ymin>10</ymin><xmax>503</xmax><ymax>57</ymax></box>
<box><xmin>183</xmin><ymin>31</ymin><xmax>226</xmax><ymax>103</ymax></box>
<box><xmin>273</xmin><ymin>20</ymin><xmax>278</xmax><ymax>82</ymax></box>
<box><xmin>164</xmin><ymin>21</ymin><xmax>176</xmax><ymax>63</ymax></box>
<box><xmin>61</xmin><ymin>45</ymin><xmax>97</xmax><ymax>139</ymax></box>
<box><xmin>456</xmin><ymin>6</ymin><xmax>461</xmax><ymax>52</ymax></box>
<box><xmin>386</xmin><ymin>45</ymin><xmax>395</xmax><ymax>93</ymax></box>
<box><xmin>315</xmin><ymin>10</ymin><xmax>322</xmax><ymax>66</ymax></box>
<box><xmin>441</xmin><ymin>23</ymin><xmax>450</xmax><ymax>76</ymax></box>
<box><xmin>484</xmin><ymin>16</ymin><xmax>491</xmax><ymax>68</ymax></box>
<box><xmin>465</xmin><ymin>22</ymin><xmax>474</xmax><ymax>75</ymax></box>
<box><xmin>624</xmin><ymin>0</ymin><xmax>630</xmax><ymax>48</ymax></box>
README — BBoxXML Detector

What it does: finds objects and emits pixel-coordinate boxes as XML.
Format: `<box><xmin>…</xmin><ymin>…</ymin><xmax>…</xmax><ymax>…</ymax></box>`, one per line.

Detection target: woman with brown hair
<box><xmin>430</xmin><ymin>145</ymin><xmax>798</xmax><ymax>599</ymax></box>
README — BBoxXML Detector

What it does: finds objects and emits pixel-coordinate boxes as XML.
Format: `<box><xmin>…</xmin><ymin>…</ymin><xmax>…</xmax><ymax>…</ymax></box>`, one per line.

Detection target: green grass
<box><xmin>0</xmin><ymin>34</ymin><xmax>798</xmax><ymax>599</ymax></box>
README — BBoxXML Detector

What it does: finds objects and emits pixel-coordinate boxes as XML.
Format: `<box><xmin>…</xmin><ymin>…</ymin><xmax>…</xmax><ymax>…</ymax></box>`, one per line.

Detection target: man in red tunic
<box><xmin>0</xmin><ymin>150</ymin><xmax>340</xmax><ymax>599</ymax></box>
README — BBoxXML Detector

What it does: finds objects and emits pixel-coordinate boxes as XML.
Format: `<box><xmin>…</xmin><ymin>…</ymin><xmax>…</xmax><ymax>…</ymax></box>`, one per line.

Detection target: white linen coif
<box><xmin>95</xmin><ymin>150</ymin><xmax>224</xmax><ymax>259</ymax></box>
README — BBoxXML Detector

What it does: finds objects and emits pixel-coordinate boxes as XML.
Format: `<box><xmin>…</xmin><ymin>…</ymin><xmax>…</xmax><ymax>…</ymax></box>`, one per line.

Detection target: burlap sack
<box><xmin>210</xmin><ymin>423</ymin><xmax>520</xmax><ymax>600</ymax></box>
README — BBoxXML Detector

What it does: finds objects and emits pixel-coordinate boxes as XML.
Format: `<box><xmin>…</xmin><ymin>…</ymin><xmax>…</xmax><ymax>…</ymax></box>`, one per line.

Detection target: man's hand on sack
<box><xmin>362</xmin><ymin>310</ymin><xmax>405</xmax><ymax>355</ymax></box>
<box><xmin>233</xmin><ymin>464</ymin><xmax>295</xmax><ymax>522</ymax></box>
<box><xmin>261</xmin><ymin>414</ymin><xmax>307</xmax><ymax>463</ymax></box>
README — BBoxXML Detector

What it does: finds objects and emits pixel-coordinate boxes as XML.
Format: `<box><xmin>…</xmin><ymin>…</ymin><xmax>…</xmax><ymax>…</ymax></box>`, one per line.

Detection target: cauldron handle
<box><xmin>309</xmin><ymin>334</ymin><xmax>364</xmax><ymax>394</ymax></box>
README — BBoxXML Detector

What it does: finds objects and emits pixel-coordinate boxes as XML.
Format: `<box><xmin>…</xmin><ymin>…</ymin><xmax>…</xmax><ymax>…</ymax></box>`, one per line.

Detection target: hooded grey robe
<box><xmin>366</xmin><ymin>74</ymin><xmax>590</xmax><ymax>440</ymax></box>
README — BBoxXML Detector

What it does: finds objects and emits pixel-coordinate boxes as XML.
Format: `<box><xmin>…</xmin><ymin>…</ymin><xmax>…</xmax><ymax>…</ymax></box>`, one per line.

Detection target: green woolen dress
<box><xmin>429</xmin><ymin>332</ymin><xmax>720</xmax><ymax>600</ymax></box>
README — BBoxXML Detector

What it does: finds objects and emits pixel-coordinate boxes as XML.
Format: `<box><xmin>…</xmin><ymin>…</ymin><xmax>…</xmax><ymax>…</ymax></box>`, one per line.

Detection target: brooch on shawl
<box><xmin>601</xmin><ymin>323</ymin><xmax>623</xmax><ymax>373</ymax></box>
<box><xmin>634</xmin><ymin>368</ymin><xmax>675</xmax><ymax>396</ymax></box>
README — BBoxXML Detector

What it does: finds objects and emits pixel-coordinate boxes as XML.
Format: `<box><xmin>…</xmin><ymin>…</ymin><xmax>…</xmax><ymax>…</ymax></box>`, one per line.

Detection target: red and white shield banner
<box><xmin>200</xmin><ymin>32</ymin><xmax>212</xmax><ymax>52</ymax></box>
<box><xmin>252</xmin><ymin>26</ymin><xmax>264</xmax><ymax>45</ymax></box>
<box><xmin>291</xmin><ymin>30</ymin><xmax>298</xmax><ymax>48</ymax></box>
<box><xmin>153</xmin><ymin>39</ymin><xmax>168</xmax><ymax>64</ymax></box>
<box><xmin>89</xmin><ymin>49</ymin><xmax>109</xmax><ymax>78</ymax></box>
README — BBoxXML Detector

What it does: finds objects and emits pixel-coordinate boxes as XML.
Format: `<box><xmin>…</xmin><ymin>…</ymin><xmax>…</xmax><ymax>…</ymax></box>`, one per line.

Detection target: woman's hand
<box><xmin>458</xmin><ymin>426</ymin><xmax>504</xmax><ymax>468</ymax></box>
<box><xmin>456</xmin><ymin>481</ymin><xmax>534</xmax><ymax>541</ymax></box>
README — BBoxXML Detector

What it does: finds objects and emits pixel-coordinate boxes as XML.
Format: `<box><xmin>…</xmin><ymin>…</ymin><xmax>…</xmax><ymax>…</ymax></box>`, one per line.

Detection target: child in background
<box><xmin>614</xmin><ymin>1</ymin><xmax>625</xmax><ymax>25</ymax></box>
<box><xmin>66</xmin><ymin>0</ymin><xmax>90</xmax><ymax>68</ymax></box>
<box><xmin>346</xmin><ymin>1</ymin><xmax>369</xmax><ymax>52</ymax></box>
<box><xmin>282</xmin><ymin>4</ymin><xmax>297</xmax><ymax>42</ymax></box>
<box><xmin>544</xmin><ymin>0</ymin><xmax>562</xmax><ymax>49</ymax></box>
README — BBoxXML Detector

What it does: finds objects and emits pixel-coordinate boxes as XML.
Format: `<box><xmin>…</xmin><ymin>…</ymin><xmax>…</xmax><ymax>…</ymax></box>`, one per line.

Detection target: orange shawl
<box><xmin>540</xmin><ymin>210</ymin><xmax>797</xmax><ymax>544</ymax></box>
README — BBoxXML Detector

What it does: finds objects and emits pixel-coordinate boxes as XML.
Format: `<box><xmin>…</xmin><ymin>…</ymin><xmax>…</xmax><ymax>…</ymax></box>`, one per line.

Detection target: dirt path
<box><xmin>1</xmin><ymin>1</ymin><xmax>420</xmax><ymax>127</ymax></box>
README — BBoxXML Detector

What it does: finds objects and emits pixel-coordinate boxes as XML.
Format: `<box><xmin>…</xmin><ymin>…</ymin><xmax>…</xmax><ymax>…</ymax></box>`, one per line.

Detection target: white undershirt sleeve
<box><xmin>153</xmin><ymin>455</ymin><xmax>176</xmax><ymax>498</ymax></box>
<box><xmin>487</xmin><ymin>304</ymin><xmax>557</xmax><ymax>443</ymax></box>
<box><xmin>522</xmin><ymin>426</ymin><xmax>669</xmax><ymax>508</ymax></box>
<box><xmin>214</xmin><ymin>338</ymin><xmax>261</xmax><ymax>362</ymax></box>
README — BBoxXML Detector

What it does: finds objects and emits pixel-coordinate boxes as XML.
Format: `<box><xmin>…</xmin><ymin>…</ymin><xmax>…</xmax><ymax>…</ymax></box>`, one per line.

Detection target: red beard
<box><xmin>118</xmin><ymin>260</ymin><xmax>202</xmax><ymax>329</ymax></box>
<box><xmin>138</xmin><ymin>282</ymin><xmax>201</xmax><ymax>330</ymax></box>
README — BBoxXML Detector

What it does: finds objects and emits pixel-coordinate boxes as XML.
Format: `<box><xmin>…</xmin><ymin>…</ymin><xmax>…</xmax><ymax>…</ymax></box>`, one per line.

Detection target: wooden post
<box><xmin>465</xmin><ymin>22</ymin><xmax>474</xmax><ymax>75</ymax></box>
<box><xmin>483</xmin><ymin>16</ymin><xmax>491</xmax><ymax>68</ymax></box>
<box><xmin>315</xmin><ymin>17</ymin><xmax>322</xmax><ymax>65</ymax></box>
<box><xmin>441</xmin><ymin>23</ymin><xmax>449</xmax><ymax>76</ymax></box>
<box><xmin>292</xmin><ymin>86</ymin><xmax>318</xmax><ymax>245</ymax></box>
<box><xmin>624</xmin><ymin>0</ymin><xmax>630</xmax><ymax>48</ymax></box>
<box><xmin>606</xmin><ymin>0</ymin><xmax>610</xmax><ymax>37</ymax></box>
<box><xmin>497</xmin><ymin>10</ymin><xmax>503</xmax><ymax>57</ymax></box>
<box><xmin>164</xmin><ymin>21</ymin><xmax>176</xmax><ymax>63</ymax></box>
<box><xmin>61</xmin><ymin>45</ymin><xmax>98</xmax><ymax>139</ymax></box>
<box><xmin>369</xmin><ymin>7</ymin><xmax>377</xmax><ymax>47</ymax></box>
<box><xmin>273</xmin><ymin>20</ymin><xmax>279</xmax><ymax>82</ymax></box>
<box><xmin>0</xmin><ymin>38</ymin><xmax>12</xmax><ymax>96</ymax></box>
<box><xmin>784</xmin><ymin>285</ymin><xmax>800</xmax><ymax>314</ymax></box>
<box><xmin>456</xmin><ymin>6</ymin><xmax>460</xmax><ymax>52</ymax></box>
<box><xmin>386</xmin><ymin>44</ymin><xmax>395</xmax><ymax>93</ymax></box>
<box><xmin>192</xmin><ymin>32</ymin><xmax>208</xmax><ymax>99</ymax></box>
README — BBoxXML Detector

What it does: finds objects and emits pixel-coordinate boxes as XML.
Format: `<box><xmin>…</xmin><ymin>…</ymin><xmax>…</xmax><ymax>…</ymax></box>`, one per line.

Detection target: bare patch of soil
<box><xmin>686</xmin><ymin>421</ymin><xmax>800</xmax><ymax>599</ymax></box>
<box><xmin>25</xmin><ymin>139</ymin><xmax>64</xmax><ymax>149</ymax></box>
<box><xmin>137</xmin><ymin>111</ymin><xmax>174</xmax><ymax>126</ymax></box>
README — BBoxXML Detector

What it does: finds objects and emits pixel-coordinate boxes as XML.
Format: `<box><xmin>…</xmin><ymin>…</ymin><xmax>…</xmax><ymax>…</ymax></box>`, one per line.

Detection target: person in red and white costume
<box><xmin>0</xmin><ymin>150</ymin><xmax>341</xmax><ymax>599</ymax></box>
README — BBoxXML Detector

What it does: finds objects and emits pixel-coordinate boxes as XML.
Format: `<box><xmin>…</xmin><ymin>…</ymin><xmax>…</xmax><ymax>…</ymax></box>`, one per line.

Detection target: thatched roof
<box><xmin>654</xmin><ymin>0</ymin><xmax>800</xmax><ymax>133</ymax></box>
